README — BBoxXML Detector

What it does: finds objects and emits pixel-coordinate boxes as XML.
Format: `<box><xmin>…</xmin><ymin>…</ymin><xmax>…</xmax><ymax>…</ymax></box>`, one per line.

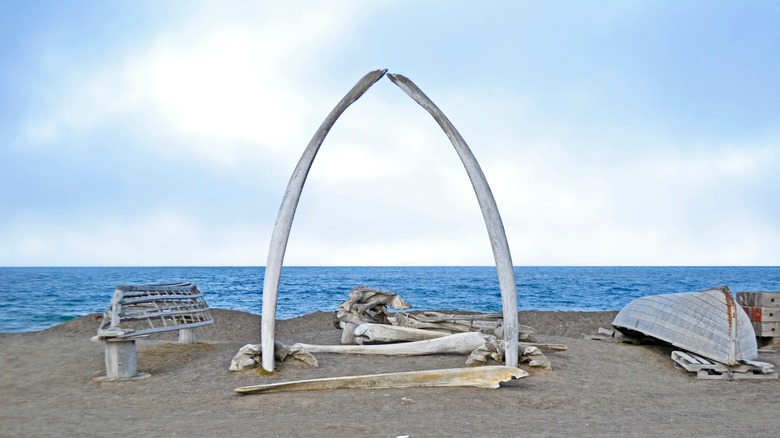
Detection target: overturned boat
<box><xmin>612</xmin><ymin>286</ymin><xmax>758</xmax><ymax>365</ymax></box>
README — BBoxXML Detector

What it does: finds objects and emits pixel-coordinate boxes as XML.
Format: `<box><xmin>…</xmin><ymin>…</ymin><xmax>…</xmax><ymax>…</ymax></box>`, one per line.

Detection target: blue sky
<box><xmin>1</xmin><ymin>0</ymin><xmax>778</xmax><ymax>266</ymax></box>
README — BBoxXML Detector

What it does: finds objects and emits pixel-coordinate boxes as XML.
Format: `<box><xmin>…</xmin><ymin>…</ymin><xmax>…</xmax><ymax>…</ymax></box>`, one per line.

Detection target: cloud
<box><xmin>4</xmin><ymin>1</ymin><xmax>779</xmax><ymax>266</ymax></box>
<box><xmin>15</xmin><ymin>1</ymin><xmax>381</xmax><ymax>167</ymax></box>
<box><xmin>0</xmin><ymin>211</ymin><xmax>269</xmax><ymax>266</ymax></box>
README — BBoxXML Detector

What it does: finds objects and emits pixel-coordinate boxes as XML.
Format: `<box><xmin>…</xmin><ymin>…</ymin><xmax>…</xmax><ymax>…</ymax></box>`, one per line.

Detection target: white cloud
<box><xmin>0</xmin><ymin>212</ymin><xmax>268</xmax><ymax>266</ymax></box>
<box><xmin>6</xmin><ymin>1</ymin><xmax>779</xmax><ymax>266</ymax></box>
<box><xmin>17</xmin><ymin>2</ymin><xmax>379</xmax><ymax>166</ymax></box>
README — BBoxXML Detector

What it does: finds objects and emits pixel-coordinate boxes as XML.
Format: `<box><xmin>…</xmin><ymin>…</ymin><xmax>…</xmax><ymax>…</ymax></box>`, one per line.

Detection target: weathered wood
<box><xmin>672</xmin><ymin>350</ymin><xmax>777</xmax><ymax>380</ymax></box>
<box><xmin>613</xmin><ymin>286</ymin><xmax>757</xmax><ymax>365</ymax></box>
<box><xmin>387</xmin><ymin>73</ymin><xmax>519</xmax><ymax>367</ymax></box>
<box><xmin>96</xmin><ymin>282</ymin><xmax>211</xmax><ymax>381</ymax></box>
<box><xmin>736</xmin><ymin>291</ymin><xmax>780</xmax><ymax>308</ymax></box>
<box><xmin>751</xmin><ymin>321</ymin><xmax>780</xmax><ymax>337</ymax></box>
<box><xmin>178</xmin><ymin>328</ymin><xmax>196</xmax><ymax>344</ymax></box>
<box><xmin>235</xmin><ymin>366</ymin><xmax>528</xmax><ymax>394</ymax></box>
<box><xmin>97</xmin><ymin>339</ymin><xmax>150</xmax><ymax>381</ymax></box>
<box><xmin>260</xmin><ymin>70</ymin><xmax>388</xmax><ymax>371</ymax></box>
<box><xmin>97</xmin><ymin>282</ymin><xmax>213</xmax><ymax>339</ymax></box>
<box><xmin>740</xmin><ymin>306</ymin><xmax>780</xmax><ymax>322</ymax></box>
<box><xmin>105</xmin><ymin>339</ymin><xmax>137</xmax><ymax>379</ymax></box>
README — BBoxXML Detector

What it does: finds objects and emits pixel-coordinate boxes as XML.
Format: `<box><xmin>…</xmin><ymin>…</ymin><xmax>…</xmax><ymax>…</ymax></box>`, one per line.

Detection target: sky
<box><xmin>1</xmin><ymin>0</ymin><xmax>779</xmax><ymax>267</ymax></box>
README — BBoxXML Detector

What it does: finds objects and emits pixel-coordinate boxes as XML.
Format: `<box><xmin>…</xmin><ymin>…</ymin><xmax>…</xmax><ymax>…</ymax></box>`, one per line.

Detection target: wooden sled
<box><xmin>671</xmin><ymin>350</ymin><xmax>777</xmax><ymax>380</ymax></box>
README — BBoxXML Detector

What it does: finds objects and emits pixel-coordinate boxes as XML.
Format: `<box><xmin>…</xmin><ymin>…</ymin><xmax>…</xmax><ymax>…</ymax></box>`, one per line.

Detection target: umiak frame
<box><xmin>261</xmin><ymin>70</ymin><xmax>519</xmax><ymax>371</ymax></box>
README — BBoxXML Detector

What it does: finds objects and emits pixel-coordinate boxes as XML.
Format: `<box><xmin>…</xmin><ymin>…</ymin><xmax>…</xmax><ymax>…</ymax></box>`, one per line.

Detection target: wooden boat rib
<box><xmin>612</xmin><ymin>286</ymin><xmax>757</xmax><ymax>365</ymax></box>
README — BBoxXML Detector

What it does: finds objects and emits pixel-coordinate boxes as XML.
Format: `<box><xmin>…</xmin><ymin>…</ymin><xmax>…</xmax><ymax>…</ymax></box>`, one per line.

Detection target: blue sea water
<box><xmin>0</xmin><ymin>266</ymin><xmax>778</xmax><ymax>333</ymax></box>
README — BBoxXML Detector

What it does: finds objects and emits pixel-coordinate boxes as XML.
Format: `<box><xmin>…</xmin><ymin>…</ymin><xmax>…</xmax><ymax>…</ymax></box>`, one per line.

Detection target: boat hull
<box><xmin>613</xmin><ymin>286</ymin><xmax>757</xmax><ymax>365</ymax></box>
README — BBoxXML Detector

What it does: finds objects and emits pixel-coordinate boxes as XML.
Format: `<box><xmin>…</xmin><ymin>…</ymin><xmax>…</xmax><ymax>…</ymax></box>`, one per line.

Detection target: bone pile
<box><xmin>231</xmin><ymin>287</ymin><xmax>566</xmax><ymax>372</ymax></box>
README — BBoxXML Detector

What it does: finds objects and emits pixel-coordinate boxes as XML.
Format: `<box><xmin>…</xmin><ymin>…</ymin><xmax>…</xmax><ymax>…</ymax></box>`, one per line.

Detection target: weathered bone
<box><xmin>465</xmin><ymin>339</ymin><xmax>557</xmax><ymax>369</ymax></box>
<box><xmin>230</xmin><ymin>341</ymin><xmax>318</xmax><ymax>371</ymax></box>
<box><xmin>466</xmin><ymin>337</ymin><xmax>505</xmax><ymax>366</ymax></box>
<box><xmin>391</xmin><ymin>311</ymin><xmax>536</xmax><ymax>341</ymax></box>
<box><xmin>234</xmin><ymin>366</ymin><xmax>528</xmax><ymax>394</ymax></box>
<box><xmin>387</xmin><ymin>73</ymin><xmax>520</xmax><ymax>367</ymax></box>
<box><xmin>261</xmin><ymin>70</ymin><xmax>520</xmax><ymax>370</ymax></box>
<box><xmin>520</xmin><ymin>346</ymin><xmax>552</xmax><ymax>370</ymax></box>
<box><xmin>231</xmin><ymin>334</ymin><xmax>566</xmax><ymax>371</ymax></box>
<box><xmin>260</xmin><ymin>70</ymin><xmax>388</xmax><ymax>371</ymax></box>
<box><xmin>335</xmin><ymin>287</ymin><xmax>411</xmax><ymax>343</ymax></box>
<box><xmin>295</xmin><ymin>332</ymin><xmax>490</xmax><ymax>356</ymax></box>
<box><xmin>353</xmin><ymin>323</ymin><xmax>449</xmax><ymax>344</ymax></box>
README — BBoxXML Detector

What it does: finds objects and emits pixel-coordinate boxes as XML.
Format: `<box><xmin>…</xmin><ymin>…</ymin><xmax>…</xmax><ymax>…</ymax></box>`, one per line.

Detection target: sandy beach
<box><xmin>1</xmin><ymin>308</ymin><xmax>778</xmax><ymax>437</ymax></box>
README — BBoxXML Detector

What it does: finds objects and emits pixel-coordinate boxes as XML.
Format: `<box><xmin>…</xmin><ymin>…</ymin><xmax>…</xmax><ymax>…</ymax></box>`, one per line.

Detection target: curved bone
<box><xmin>387</xmin><ymin>73</ymin><xmax>519</xmax><ymax>367</ymax></box>
<box><xmin>260</xmin><ymin>69</ymin><xmax>387</xmax><ymax>371</ymax></box>
<box><xmin>261</xmin><ymin>70</ymin><xmax>520</xmax><ymax>370</ymax></box>
<box><xmin>235</xmin><ymin>366</ymin><xmax>528</xmax><ymax>394</ymax></box>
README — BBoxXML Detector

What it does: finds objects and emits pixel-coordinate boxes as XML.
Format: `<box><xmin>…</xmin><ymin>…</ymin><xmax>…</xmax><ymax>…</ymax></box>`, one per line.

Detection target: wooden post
<box><xmin>178</xmin><ymin>328</ymin><xmax>196</xmax><ymax>344</ymax></box>
<box><xmin>104</xmin><ymin>339</ymin><xmax>138</xmax><ymax>380</ymax></box>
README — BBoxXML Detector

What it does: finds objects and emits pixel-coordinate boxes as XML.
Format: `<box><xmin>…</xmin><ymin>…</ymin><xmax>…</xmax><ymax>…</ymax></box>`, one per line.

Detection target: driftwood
<box><xmin>235</xmin><ymin>366</ymin><xmax>528</xmax><ymax>394</ymax></box>
<box><xmin>260</xmin><ymin>70</ymin><xmax>520</xmax><ymax>371</ymax></box>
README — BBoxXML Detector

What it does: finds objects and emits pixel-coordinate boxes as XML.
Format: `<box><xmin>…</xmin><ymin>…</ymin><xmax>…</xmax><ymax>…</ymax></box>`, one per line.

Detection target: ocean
<box><xmin>1</xmin><ymin>266</ymin><xmax>778</xmax><ymax>333</ymax></box>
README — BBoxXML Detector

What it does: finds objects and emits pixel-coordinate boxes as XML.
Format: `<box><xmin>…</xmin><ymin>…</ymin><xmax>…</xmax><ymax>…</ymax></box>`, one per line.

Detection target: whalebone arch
<box><xmin>261</xmin><ymin>69</ymin><xmax>519</xmax><ymax>371</ymax></box>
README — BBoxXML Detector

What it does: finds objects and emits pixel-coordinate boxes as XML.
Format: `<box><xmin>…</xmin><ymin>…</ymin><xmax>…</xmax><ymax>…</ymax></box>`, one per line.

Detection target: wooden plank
<box><xmin>673</xmin><ymin>350</ymin><xmax>778</xmax><ymax>380</ymax></box>
<box><xmin>597</xmin><ymin>327</ymin><xmax>615</xmax><ymax>336</ymax></box>
<box><xmin>672</xmin><ymin>351</ymin><xmax>729</xmax><ymax>372</ymax></box>
<box><xmin>737</xmin><ymin>292</ymin><xmax>780</xmax><ymax>308</ymax></box>
<box><xmin>672</xmin><ymin>351</ymin><xmax>702</xmax><ymax>371</ymax></box>
<box><xmin>744</xmin><ymin>307</ymin><xmax>780</xmax><ymax>322</ymax></box>
<box><xmin>178</xmin><ymin>328</ymin><xmax>196</xmax><ymax>344</ymax></box>
<box><xmin>752</xmin><ymin>322</ymin><xmax>780</xmax><ymax>337</ymax></box>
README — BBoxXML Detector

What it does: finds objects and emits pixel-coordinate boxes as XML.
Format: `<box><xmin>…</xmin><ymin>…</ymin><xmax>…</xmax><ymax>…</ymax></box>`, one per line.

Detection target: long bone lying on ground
<box><xmin>353</xmin><ymin>323</ymin><xmax>567</xmax><ymax>353</ymax></box>
<box><xmin>235</xmin><ymin>366</ymin><xmax>528</xmax><ymax>394</ymax></box>
<box><xmin>231</xmin><ymin>331</ymin><xmax>565</xmax><ymax>371</ymax></box>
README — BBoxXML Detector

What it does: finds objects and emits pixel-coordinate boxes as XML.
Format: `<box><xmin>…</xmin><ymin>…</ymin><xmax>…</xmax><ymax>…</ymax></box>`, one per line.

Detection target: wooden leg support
<box><xmin>178</xmin><ymin>328</ymin><xmax>196</xmax><ymax>344</ymax></box>
<box><xmin>97</xmin><ymin>338</ymin><xmax>150</xmax><ymax>382</ymax></box>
